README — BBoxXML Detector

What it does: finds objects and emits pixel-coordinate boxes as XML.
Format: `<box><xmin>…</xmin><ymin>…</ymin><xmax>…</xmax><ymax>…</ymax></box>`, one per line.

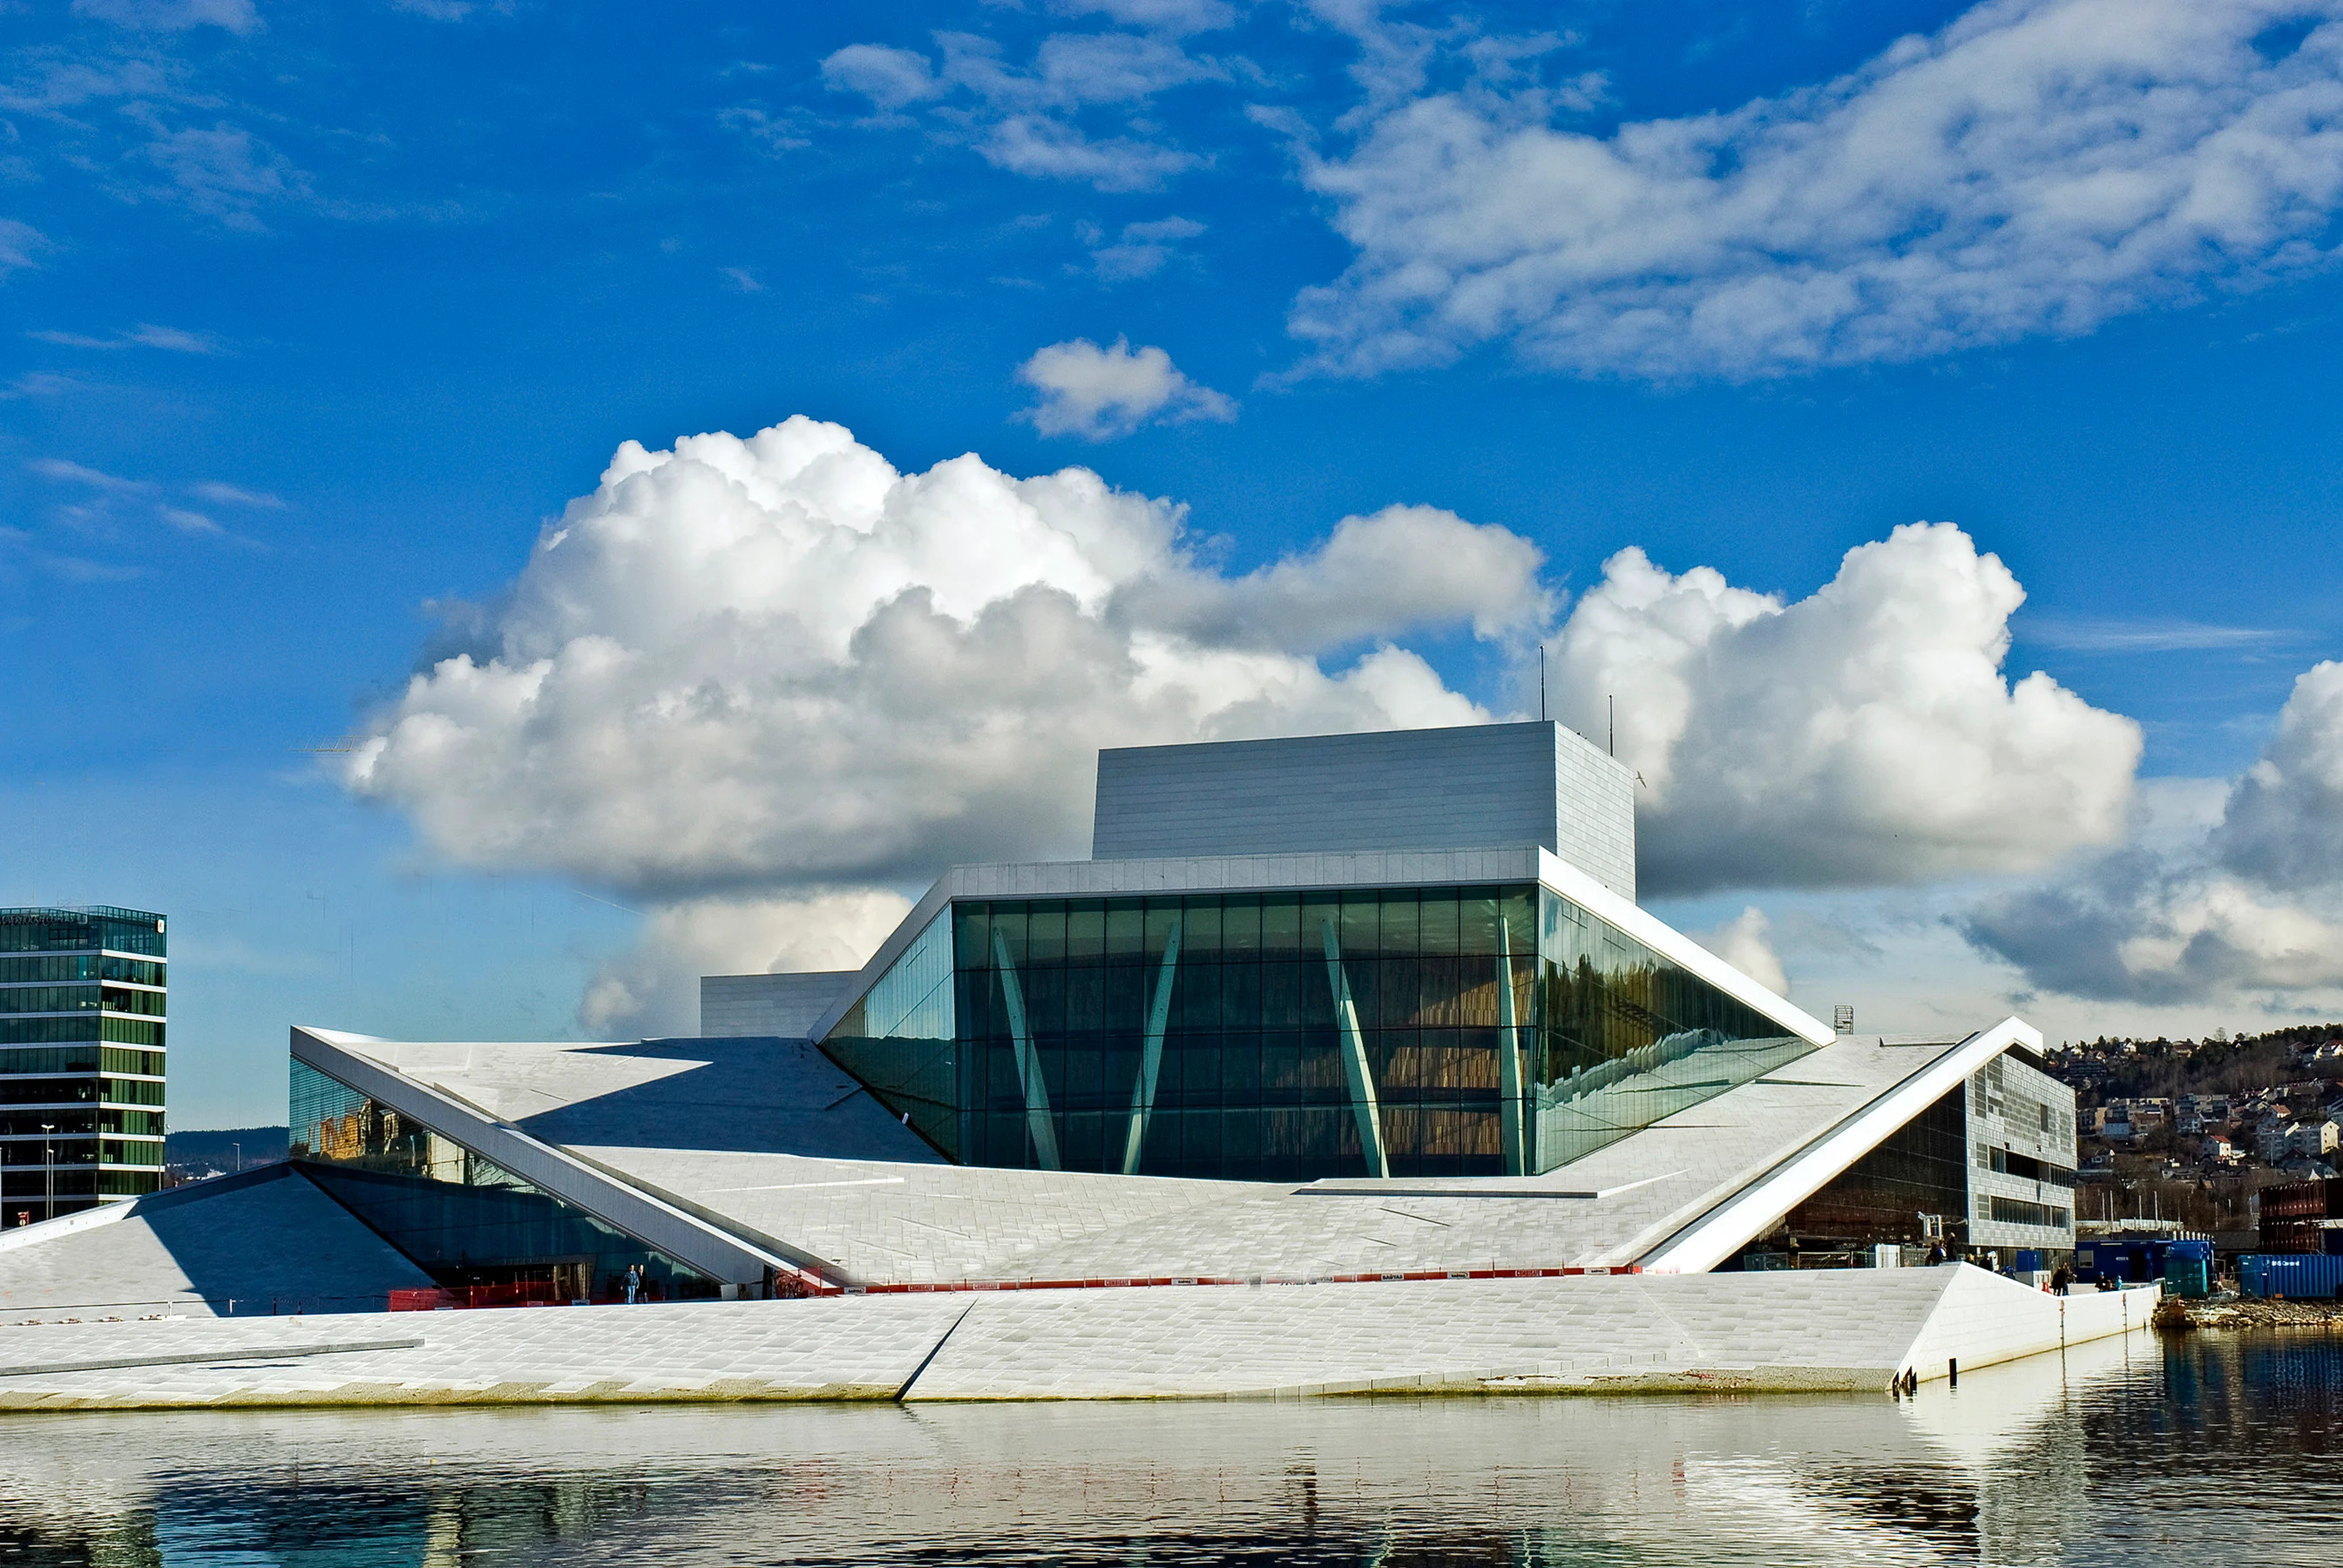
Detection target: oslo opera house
<box><xmin>0</xmin><ymin>722</ymin><xmax>2151</xmax><ymax>1408</ymax></box>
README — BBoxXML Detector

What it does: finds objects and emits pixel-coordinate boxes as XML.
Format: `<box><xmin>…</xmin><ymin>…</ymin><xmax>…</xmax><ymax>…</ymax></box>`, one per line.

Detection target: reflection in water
<box><xmin>7</xmin><ymin>1331</ymin><xmax>2343</xmax><ymax>1565</ymax></box>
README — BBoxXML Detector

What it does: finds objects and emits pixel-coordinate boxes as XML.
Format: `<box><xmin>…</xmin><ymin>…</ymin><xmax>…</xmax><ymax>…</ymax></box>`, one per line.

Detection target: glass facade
<box><xmin>289</xmin><ymin>1059</ymin><xmax>714</xmax><ymax>1301</ymax></box>
<box><xmin>822</xmin><ymin>883</ymin><xmax>1813</xmax><ymax>1182</ymax></box>
<box><xmin>1776</xmin><ymin>1087</ymin><xmax>1972</xmax><ymax>1259</ymax></box>
<box><xmin>0</xmin><ymin>906</ymin><xmax>166</xmax><ymax>1221</ymax></box>
<box><xmin>1990</xmin><ymin>1195</ymin><xmax>2071</xmax><ymax>1229</ymax></box>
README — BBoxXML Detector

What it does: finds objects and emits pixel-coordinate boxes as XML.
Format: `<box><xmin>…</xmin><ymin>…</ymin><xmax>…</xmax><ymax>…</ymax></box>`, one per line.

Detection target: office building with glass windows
<box><xmin>0</xmin><ymin>907</ymin><xmax>167</xmax><ymax>1223</ymax></box>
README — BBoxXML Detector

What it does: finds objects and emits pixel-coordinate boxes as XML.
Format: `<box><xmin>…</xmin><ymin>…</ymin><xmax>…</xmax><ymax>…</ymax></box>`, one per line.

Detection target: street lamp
<box><xmin>39</xmin><ymin>1124</ymin><xmax>54</xmax><ymax>1223</ymax></box>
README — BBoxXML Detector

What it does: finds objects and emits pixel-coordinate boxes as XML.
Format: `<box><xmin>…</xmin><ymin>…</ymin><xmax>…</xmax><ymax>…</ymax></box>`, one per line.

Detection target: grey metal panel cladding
<box><xmin>1092</xmin><ymin>722</ymin><xmax>1636</xmax><ymax>899</ymax></box>
<box><xmin>700</xmin><ymin>971</ymin><xmax>857</xmax><ymax>1038</ymax></box>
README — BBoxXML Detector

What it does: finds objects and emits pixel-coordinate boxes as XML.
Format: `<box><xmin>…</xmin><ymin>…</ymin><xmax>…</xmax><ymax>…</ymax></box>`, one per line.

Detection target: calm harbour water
<box><xmin>4</xmin><ymin>1328</ymin><xmax>2340</xmax><ymax>1566</ymax></box>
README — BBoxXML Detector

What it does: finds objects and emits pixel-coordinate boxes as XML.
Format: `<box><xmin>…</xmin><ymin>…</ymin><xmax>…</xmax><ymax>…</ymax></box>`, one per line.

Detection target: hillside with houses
<box><xmin>2047</xmin><ymin>1025</ymin><xmax>2343</xmax><ymax>1237</ymax></box>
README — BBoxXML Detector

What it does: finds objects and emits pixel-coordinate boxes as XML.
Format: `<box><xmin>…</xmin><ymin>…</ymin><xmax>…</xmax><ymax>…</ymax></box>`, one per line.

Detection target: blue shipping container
<box><xmin>2081</xmin><ymin>1237</ymin><xmax>2211</xmax><ymax>1283</ymax></box>
<box><xmin>2241</xmin><ymin>1254</ymin><xmax>2343</xmax><ymax>1300</ymax></box>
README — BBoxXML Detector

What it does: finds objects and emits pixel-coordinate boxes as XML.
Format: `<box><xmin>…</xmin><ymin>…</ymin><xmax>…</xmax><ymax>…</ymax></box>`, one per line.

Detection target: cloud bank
<box><xmin>342</xmin><ymin>421</ymin><xmax>2195</xmax><ymax>1027</ymax></box>
<box><xmin>1016</xmin><ymin>336</ymin><xmax>1236</xmax><ymax>439</ymax></box>
<box><xmin>1290</xmin><ymin>0</ymin><xmax>2343</xmax><ymax>379</ymax></box>
<box><xmin>342</xmin><ymin>417</ymin><xmax>1544</xmax><ymax>1031</ymax></box>
<box><xmin>1968</xmin><ymin>659</ymin><xmax>2343</xmax><ymax>1003</ymax></box>
<box><xmin>1547</xmin><ymin>522</ymin><xmax>2142</xmax><ymax>895</ymax></box>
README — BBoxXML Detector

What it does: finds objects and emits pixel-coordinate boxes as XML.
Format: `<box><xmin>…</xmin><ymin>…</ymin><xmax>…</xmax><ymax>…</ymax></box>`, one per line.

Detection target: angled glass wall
<box><xmin>823</xmin><ymin>883</ymin><xmax>1813</xmax><ymax>1181</ymax></box>
<box><xmin>1529</xmin><ymin>893</ymin><xmax>1815</xmax><ymax>1168</ymax></box>
<box><xmin>820</xmin><ymin>912</ymin><xmax>958</xmax><ymax>1157</ymax></box>
<box><xmin>1774</xmin><ymin>1085</ymin><xmax>1972</xmax><ymax>1259</ymax></box>
<box><xmin>289</xmin><ymin>1059</ymin><xmax>714</xmax><ymax>1301</ymax></box>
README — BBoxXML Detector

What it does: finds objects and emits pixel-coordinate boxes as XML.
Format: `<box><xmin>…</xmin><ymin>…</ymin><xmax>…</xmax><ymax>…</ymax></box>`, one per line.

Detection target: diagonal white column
<box><xmin>992</xmin><ymin>929</ymin><xmax>1061</xmax><ymax>1172</ymax></box>
<box><xmin>1497</xmin><ymin>916</ymin><xmax>1527</xmax><ymax>1176</ymax></box>
<box><xmin>1319</xmin><ymin>918</ymin><xmax>1390</xmax><ymax>1179</ymax></box>
<box><xmin>1120</xmin><ymin>917</ymin><xmax>1183</xmax><ymax>1175</ymax></box>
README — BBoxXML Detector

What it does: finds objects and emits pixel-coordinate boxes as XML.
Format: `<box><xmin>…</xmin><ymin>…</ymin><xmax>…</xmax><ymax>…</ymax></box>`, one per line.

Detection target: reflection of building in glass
<box><xmin>289</xmin><ymin>1059</ymin><xmax>713</xmax><ymax>1302</ymax></box>
<box><xmin>0</xmin><ymin>906</ymin><xmax>167</xmax><ymax>1221</ymax></box>
<box><xmin>1784</xmin><ymin>1089</ymin><xmax>1973</xmax><ymax>1255</ymax></box>
<box><xmin>1773</xmin><ymin>1052</ymin><xmax>2082</xmax><ymax>1261</ymax></box>
<box><xmin>827</xmin><ymin>882</ymin><xmax>1811</xmax><ymax>1182</ymax></box>
<box><xmin>817</xmin><ymin>722</ymin><xmax>1826</xmax><ymax>1184</ymax></box>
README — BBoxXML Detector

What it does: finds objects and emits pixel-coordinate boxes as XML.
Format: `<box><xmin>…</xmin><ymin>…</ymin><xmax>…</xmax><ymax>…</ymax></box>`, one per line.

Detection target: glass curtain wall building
<box><xmin>0</xmin><ymin>907</ymin><xmax>166</xmax><ymax>1221</ymax></box>
<box><xmin>288</xmin><ymin>1059</ymin><xmax>714</xmax><ymax>1301</ymax></box>
<box><xmin>823</xmin><ymin>882</ymin><xmax>1813</xmax><ymax>1182</ymax></box>
<box><xmin>1771</xmin><ymin>1088</ymin><xmax>1973</xmax><ymax>1263</ymax></box>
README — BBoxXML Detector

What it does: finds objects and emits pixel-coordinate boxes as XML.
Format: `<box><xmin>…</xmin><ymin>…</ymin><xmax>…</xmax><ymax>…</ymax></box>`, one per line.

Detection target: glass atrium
<box><xmin>823</xmin><ymin>882</ymin><xmax>1813</xmax><ymax>1182</ymax></box>
<box><xmin>289</xmin><ymin>1059</ymin><xmax>713</xmax><ymax>1301</ymax></box>
<box><xmin>0</xmin><ymin>906</ymin><xmax>167</xmax><ymax>1220</ymax></box>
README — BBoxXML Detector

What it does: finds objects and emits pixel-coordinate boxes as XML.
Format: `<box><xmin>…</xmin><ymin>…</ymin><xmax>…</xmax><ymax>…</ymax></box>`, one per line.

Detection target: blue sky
<box><xmin>6</xmin><ymin>0</ymin><xmax>2343</xmax><ymax>1126</ymax></box>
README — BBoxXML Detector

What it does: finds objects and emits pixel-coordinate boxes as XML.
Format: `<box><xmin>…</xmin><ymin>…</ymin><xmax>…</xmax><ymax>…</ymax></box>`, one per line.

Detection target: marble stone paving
<box><xmin>565</xmin><ymin>1036</ymin><xmax>1967</xmax><ymax>1289</ymax></box>
<box><xmin>903</xmin><ymin>1267</ymin><xmax>1961</xmax><ymax>1400</ymax></box>
<box><xmin>0</xmin><ymin>1294</ymin><xmax>967</xmax><ymax>1409</ymax></box>
<box><xmin>0</xmin><ymin>1267</ymin><xmax>2113</xmax><ymax>1409</ymax></box>
<box><xmin>0</xmin><ymin>1166</ymin><xmax>434</xmax><ymax>1320</ymax></box>
<box><xmin>748</xmin><ymin>1034</ymin><xmax>1971</xmax><ymax>1287</ymax></box>
<box><xmin>576</xmin><ymin>1144</ymin><xmax>1277</xmax><ymax>1286</ymax></box>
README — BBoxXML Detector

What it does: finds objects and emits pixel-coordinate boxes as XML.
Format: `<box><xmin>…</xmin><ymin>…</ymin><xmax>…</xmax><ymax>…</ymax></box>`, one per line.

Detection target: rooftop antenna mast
<box><xmin>1608</xmin><ymin>694</ymin><xmax>1615</xmax><ymax>757</ymax></box>
<box><xmin>1539</xmin><ymin>645</ymin><xmax>1547</xmax><ymax>722</ymax></box>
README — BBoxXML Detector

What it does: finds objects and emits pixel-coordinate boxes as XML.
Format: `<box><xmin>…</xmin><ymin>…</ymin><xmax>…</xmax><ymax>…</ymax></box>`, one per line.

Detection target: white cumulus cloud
<box><xmin>2212</xmin><ymin>659</ymin><xmax>2343</xmax><ymax>889</ymax></box>
<box><xmin>1016</xmin><ymin>336</ymin><xmax>1236</xmax><ymax>439</ymax></box>
<box><xmin>1549</xmin><ymin>521</ymin><xmax>2142</xmax><ymax>895</ymax></box>
<box><xmin>1968</xmin><ymin>660</ymin><xmax>2343</xmax><ymax>1004</ymax></box>
<box><xmin>342</xmin><ymin>422</ymin><xmax>2200</xmax><ymax>1029</ymax></box>
<box><xmin>1693</xmin><ymin>907</ymin><xmax>1791</xmax><ymax>998</ymax></box>
<box><xmin>342</xmin><ymin>417</ymin><xmax>1541</xmax><ymax>1023</ymax></box>
<box><xmin>1288</xmin><ymin>0</ymin><xmax>2343</xmax><ymax>380</ymax></box>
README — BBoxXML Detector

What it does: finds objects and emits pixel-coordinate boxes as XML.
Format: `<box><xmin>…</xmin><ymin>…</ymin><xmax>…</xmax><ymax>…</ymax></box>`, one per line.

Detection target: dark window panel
<box><xmin>1219</xmin><ymin>896</ymin><xmax>1261</xmax><ymax>956</ymax></box>
<box><xmin>1105</xmin><ymin>903</ymin><xmax>1144</xmax><ymax>958</ymax></box>
<box><xmin>1260</xmin><ymin>896</ymin><xmax>1300</xmax><ymax>956</ymax></box>
<box><xmin>1065</xmin><ymin>902</ymin><xmax>1105</xmax><ymax>960</ymax></box>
